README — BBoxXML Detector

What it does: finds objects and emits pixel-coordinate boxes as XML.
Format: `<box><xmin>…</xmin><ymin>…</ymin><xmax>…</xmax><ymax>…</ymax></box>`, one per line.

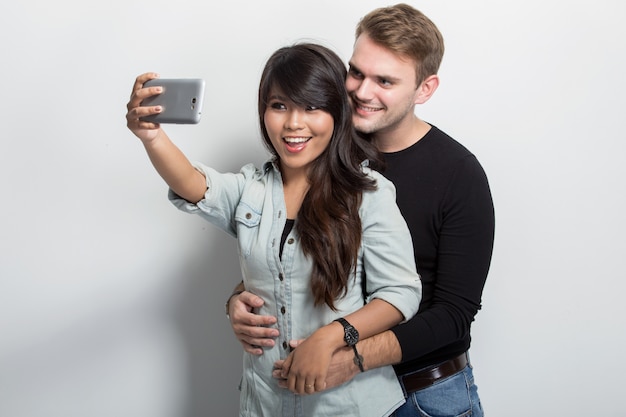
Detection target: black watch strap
<box><xmin>334</xmin><ymin>317</ymin><xmax>365</xmax><ymax>372</ymax></box>
<box><xmin>334</xmin><ymin>317</ymin><xmax>359</xmax><ymax>346</ymax></box>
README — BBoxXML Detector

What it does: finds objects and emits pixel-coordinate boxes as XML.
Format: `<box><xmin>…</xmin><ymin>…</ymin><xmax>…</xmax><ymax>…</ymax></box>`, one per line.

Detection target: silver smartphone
<box><xmin>140</xmin><ymin>78</ymin><xmax>205</xmax><ymax>124</ymax></box>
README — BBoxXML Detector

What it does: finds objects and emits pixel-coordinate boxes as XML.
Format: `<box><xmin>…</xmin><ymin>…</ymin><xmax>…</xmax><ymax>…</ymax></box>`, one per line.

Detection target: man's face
<box><xmin>346</xmin><ymin>34</ymin><xmax>420</xmax><ymax>136</ymax></box>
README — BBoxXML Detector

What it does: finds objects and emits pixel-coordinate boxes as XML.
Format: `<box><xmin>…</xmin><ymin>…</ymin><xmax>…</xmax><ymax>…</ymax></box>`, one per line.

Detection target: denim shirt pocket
<box><xmin>234</xmin><ymin>201</ymin><xmax>262</xmax><ymax>258</ymax></box>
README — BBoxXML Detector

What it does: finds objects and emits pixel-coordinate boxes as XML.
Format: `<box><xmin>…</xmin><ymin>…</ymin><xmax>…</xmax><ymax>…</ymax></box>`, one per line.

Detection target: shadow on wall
<box><xmin>172</xmin><ymin>141</ymin><xmax>269</xmax><ymax>416</ymax></box>
<box><xmin>174</xmin><ymin>228</ymin><xmax>245</xmax><ymax>417</ymax></box>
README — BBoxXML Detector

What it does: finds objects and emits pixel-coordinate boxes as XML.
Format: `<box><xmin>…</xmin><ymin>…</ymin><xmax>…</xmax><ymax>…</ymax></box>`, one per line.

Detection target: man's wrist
<box><xmin>356</xmin><ymin>331</ymin><xmax>402</xmax><ymax>370</ymax></box>
<box><xmin>352</xmin><ymin>344</ymin><xmax>365</xmax><ymax>372</ymax></box>
<box><xmin>225</xmin><ymin>289</ymin><xmax>244</xmax><ymax>319</ymax></box>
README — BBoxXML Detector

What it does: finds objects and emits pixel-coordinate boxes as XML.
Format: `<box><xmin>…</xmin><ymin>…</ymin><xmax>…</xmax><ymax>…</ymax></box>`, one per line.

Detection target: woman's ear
<box><xmin>414</xmin><ymin>74</ymin><xmax>440</xmax><ymax>105</ymax></box>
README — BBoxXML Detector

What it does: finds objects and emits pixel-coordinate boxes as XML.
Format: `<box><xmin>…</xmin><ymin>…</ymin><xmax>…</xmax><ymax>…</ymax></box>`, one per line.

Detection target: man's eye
<box><xmin>348</xmin><ymin>68</ymin><xmax>363</xmax><ymax>78</ymax></box>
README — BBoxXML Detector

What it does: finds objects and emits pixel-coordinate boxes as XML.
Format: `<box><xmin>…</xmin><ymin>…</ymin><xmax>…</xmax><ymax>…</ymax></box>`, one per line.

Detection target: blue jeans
<box><xmin>392</xmin><ymin>363</ymin><xmax>483</xmax><ymax>417</ymax></box>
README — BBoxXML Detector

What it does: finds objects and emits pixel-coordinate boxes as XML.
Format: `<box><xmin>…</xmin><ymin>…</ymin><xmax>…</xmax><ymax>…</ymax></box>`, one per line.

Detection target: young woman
<box><xmin>126</xmin><ymin>43</ymin><xmax>421</xmax><ymax>417</ymax></box>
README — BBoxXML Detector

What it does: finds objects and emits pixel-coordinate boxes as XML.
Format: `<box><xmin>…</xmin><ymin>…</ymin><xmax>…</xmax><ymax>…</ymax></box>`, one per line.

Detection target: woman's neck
<box><xmin>282</xmin><ymin>170</ymin><xmax>310</xmax><ymax>219</ymax></box>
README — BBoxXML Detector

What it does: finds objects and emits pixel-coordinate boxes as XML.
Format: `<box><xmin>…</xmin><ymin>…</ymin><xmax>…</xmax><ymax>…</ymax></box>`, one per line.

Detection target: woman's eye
<box><xmin>270</xmin><ymin>102</ymin><xmax>286</xmax><ymax>110</ymax></box>
<box><xmin>306</xmin><ymin>105</ymin><xmax>319</xmax><ymax>111</ymax></box>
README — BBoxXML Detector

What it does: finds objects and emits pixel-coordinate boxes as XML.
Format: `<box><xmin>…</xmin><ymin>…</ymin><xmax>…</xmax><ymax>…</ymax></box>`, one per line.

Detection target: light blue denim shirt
<box><xmin>170</xmin><ymin>160</ymin><xmax>421</xmax><ymax>417</ymax></box>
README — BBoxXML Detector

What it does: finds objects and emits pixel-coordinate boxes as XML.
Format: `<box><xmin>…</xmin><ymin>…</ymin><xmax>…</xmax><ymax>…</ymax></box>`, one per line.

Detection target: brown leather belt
<box><xmin>399</xmin><ymin>352</ymin><xmax>469</xmax><ymax>393</ymax></box>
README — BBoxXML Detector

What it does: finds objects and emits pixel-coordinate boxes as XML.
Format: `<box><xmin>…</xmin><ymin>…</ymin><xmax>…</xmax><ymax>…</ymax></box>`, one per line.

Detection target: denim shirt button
<box><xmin>280</xmin><ymin>306</ymin><xmax>286</xmax><ymax>314</ymax></box>
<box><xmin>245</xmin><ymin>212</ymin><xmax>252</xmax><ymax>219</ymax></box>
<box><xmin>282</xmin><ymin>341</ymin><xmax>288</xmax><ymax>350</ymax></box>
<box><xmin>278</xmin><ymin>273</ymin><xmax>284</xmax><ymax>281</ymax></box>
<box><xmin>287</xmin><ymin>238</ymin><xmax>294</xmax><ymax>244</ymax></box>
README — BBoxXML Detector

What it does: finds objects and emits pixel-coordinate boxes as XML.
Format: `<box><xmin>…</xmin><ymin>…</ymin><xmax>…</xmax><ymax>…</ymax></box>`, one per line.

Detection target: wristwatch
<box><xmin>334</xmin><ymin>317</ymin><xmax>359</xmax><ymax>345</ymax></box>
<box><xmin>334</xmin><ymin>318</ymin><xmax>365</xmax><ymax>372</ymax></box>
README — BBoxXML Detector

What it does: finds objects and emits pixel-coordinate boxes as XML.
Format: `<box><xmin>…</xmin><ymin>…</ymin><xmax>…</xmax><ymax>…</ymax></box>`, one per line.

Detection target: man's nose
<box><xmin>352</xmin><ymin>78</ymin><xmax>374</xmax><ymax>101</ymax></box>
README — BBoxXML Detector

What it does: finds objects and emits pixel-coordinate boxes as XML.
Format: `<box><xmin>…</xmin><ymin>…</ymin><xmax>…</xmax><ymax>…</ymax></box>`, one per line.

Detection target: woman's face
<box><xmin>264</xmin><ymin>89</ymin><xmax>334</xmax><ymax>179</ymax></box>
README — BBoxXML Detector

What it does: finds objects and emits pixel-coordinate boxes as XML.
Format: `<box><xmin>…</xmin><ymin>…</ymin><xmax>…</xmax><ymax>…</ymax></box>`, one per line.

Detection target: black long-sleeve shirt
<box><xmin>380</xmin><ymin>125</ymin><xmax>495</xmax><ymax>374</ymax></box>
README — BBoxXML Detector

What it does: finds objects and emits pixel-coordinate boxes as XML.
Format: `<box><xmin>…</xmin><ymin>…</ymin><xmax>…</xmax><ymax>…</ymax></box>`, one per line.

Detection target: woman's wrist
<box><xmin>310</xmin><ymin>322</ymin><xmax>345</xmax><ymax>351</ymax></box>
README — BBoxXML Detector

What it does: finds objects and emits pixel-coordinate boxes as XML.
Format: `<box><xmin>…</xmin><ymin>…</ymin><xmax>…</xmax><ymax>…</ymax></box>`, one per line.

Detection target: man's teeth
<box><xmin>359</xmin><ymin>104</ymin><xmax>381</xmax><ymax>112</ymax></box>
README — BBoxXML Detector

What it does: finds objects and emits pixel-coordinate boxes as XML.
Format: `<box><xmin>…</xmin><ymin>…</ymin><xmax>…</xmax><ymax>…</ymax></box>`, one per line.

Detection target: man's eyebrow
<box><xmin>348</xmin><ymin>63</ymin><xmax>401</xmax><ymax>83</ymax></box>
<box><xmin>347</xmin><ymin>62</ymin><xmax>360</xmax><ymax>71</ymax></box>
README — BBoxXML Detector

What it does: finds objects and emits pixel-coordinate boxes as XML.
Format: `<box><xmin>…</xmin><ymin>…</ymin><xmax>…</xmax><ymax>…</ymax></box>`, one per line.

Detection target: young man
<box><xmin>227</xmin><ymin>4</ymin><xmax>494</xmax><ymax>416</ymax></box>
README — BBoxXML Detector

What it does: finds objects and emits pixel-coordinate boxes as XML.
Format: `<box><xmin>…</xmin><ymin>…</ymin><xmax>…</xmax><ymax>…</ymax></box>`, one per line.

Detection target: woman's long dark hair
<box><xmin>258</xmin><ymin>43</ymin><xmax>382</xmax><ymax>310</ymax></box>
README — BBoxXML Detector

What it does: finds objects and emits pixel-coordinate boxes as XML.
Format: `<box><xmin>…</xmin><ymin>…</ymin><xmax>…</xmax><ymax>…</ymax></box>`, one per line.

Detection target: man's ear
<box><xmin>414</xmin><ymin>74</ymin><xmax>439</xmax><ymax>104</ymax></box>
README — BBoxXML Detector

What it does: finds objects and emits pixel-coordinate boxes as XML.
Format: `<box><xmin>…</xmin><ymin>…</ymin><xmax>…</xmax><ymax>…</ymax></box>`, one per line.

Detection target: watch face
<box><xmin>335</xmin><ymin>318</ymin><xmax>360</xmax><ymax>346</ymax></box>
<box><xmin>344</xmin><ymin>327</ymin><xmax>359</xmax><ymax>346</ymax></box>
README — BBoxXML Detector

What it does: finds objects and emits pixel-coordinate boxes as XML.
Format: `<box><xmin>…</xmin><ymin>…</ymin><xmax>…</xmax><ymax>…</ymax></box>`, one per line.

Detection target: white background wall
<box><xmin>1</xmin><ymin>1</ymin><xmax>624</xmax><ymax>416</ymax></box>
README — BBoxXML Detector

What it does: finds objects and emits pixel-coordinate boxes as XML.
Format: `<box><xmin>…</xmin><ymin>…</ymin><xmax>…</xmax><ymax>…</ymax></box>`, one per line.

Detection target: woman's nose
<box><xmin>285</xmin><ymin>109</ymin><xmax>304</xmax><ymax>130</ymax></box>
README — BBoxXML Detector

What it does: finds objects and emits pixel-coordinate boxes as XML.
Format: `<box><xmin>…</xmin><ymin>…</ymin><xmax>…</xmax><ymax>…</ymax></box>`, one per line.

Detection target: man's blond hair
<box><xmin>356</xmin><ymin>3</ymin><xmax>445</xmax><ymax>85</ymax></box>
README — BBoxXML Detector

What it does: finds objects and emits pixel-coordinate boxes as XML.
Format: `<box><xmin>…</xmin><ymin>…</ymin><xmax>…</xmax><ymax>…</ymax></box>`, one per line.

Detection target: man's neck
<box><xmin>372</xmin><ymin>117</ymin><xmax>432</xmax><ymax>153</ymax></box>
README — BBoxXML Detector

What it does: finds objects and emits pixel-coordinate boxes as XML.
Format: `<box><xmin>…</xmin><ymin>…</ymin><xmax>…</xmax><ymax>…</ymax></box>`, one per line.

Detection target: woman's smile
<box><xmin>283</xmin><ymin>136</ymin><xmax>312</xmax><ymax>153</ymax></box>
